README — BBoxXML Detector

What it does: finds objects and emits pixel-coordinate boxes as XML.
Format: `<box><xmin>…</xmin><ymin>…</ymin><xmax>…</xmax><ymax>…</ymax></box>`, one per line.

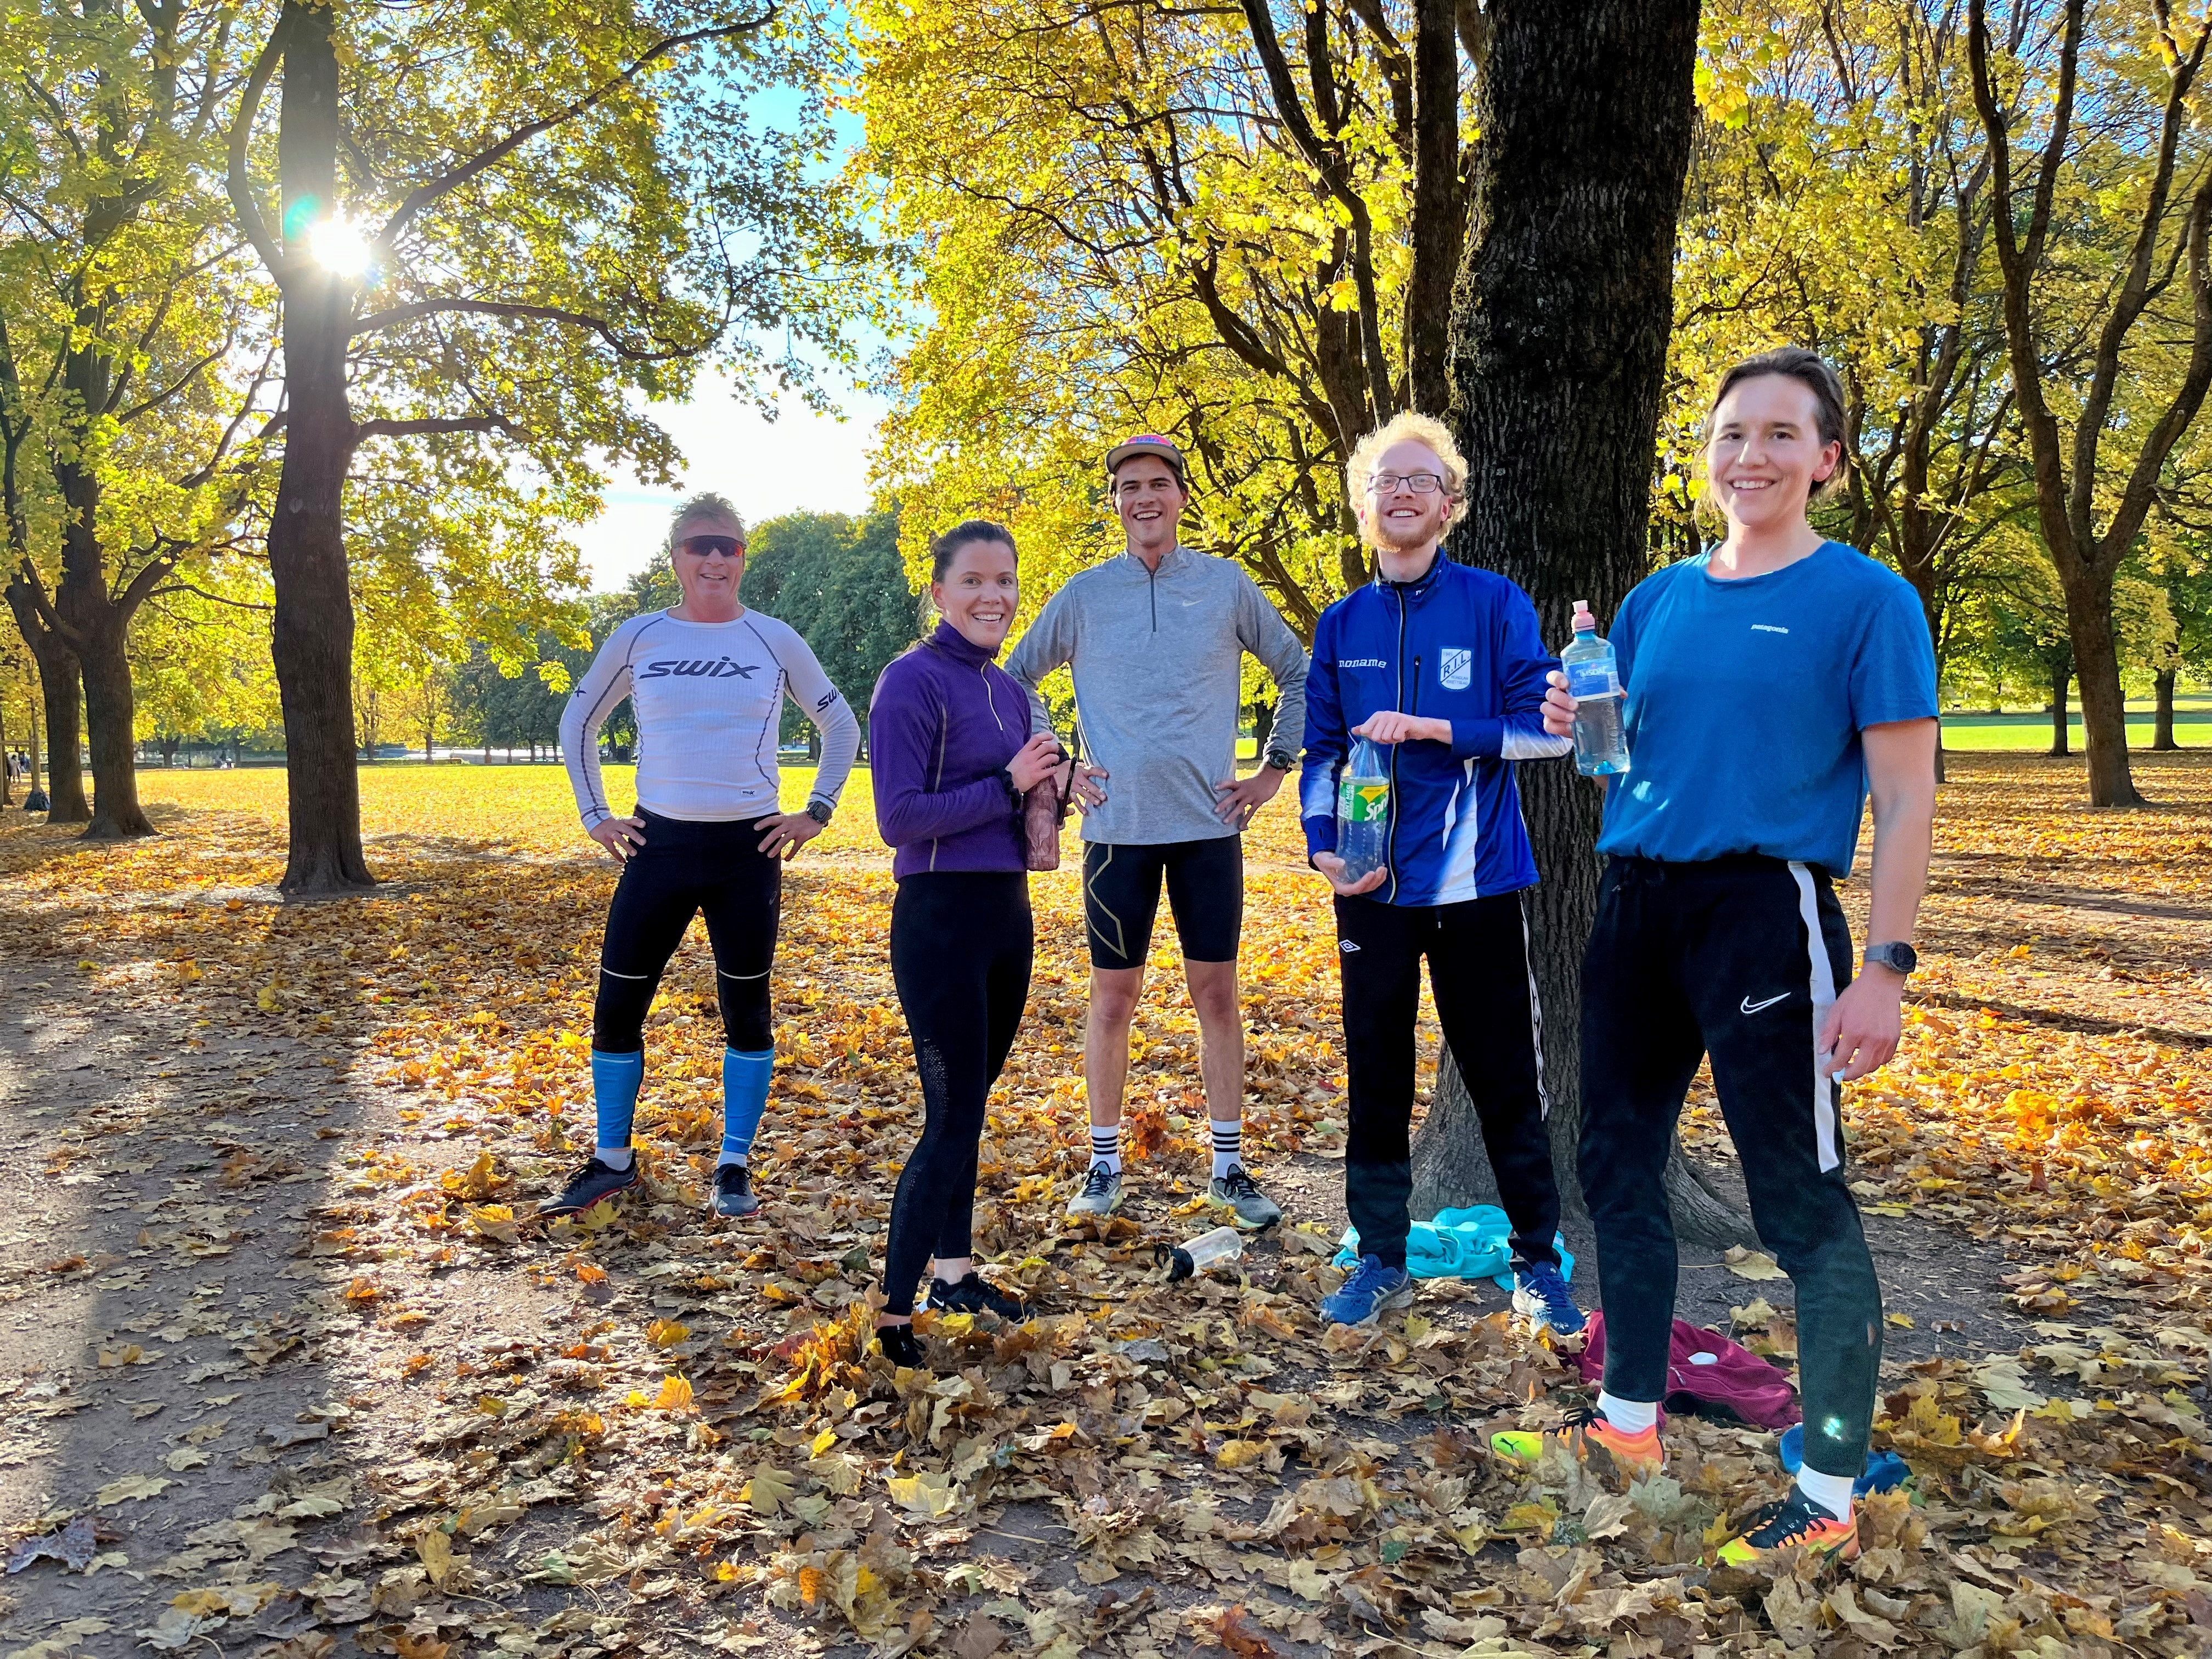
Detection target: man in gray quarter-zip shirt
<box><xmin>1004</xmin><ymin>434</ymin><xmax>1310</xmax><ymax>1233</ymax></box>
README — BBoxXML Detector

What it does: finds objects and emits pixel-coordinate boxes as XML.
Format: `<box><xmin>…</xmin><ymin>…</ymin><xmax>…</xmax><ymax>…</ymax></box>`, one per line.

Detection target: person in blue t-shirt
<box><xmin>1513</xmin><ymin>348</ymin><xmax>1937</xmax><ymax>1568</ymax></box>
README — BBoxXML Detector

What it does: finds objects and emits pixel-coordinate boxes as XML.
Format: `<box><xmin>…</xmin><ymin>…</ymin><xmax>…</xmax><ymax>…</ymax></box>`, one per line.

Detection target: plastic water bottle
<box><xmin>1160</xmin><ymin>1226</ymin><xmax>1245</xmax><ymax>1283</ymax></box>
<box><xmin>1562</xmin><ymin>600</ymin><xmax>1629</xmax><ymax>777</ymax></box>
<box><xmin>1334</xmin><ymin>737</ymin><xmax>1390</xmax><ymax>881</ymax></box>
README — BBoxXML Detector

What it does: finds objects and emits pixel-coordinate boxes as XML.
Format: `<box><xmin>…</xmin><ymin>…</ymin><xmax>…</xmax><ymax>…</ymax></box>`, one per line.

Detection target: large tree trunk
<box><xmin>2061</xmin><ymin>564</ymin><xmax>2140</xmax><ymax>803</ymax></box>
<box><xmin>6</xmin><ymin>582</ymin><xmax>89</xmax><ymax>822</ymax></box>
<box><xmin>2155</xmin><ymin>667</ymin><xmax>2180</xmax><ymax>750</ymax></box>
<box><xmin>267</xmin><ymin>0</ymin><xmax>373</xmax><ymax>894</ymax></box>
<box><xmin>72</xmin><ymin>614</ymin><xmax>152</xmax><ymax>838</ymax></box>
<box><xmin>1421</xmin><ymin>0</ymin><xmax>1753</xmax><ymax>1250</ymax></box>
<box><xmin>54</xmin><ymin>351</ymin><xmax>156</xmax><ymax>840</ymax></box>
<box><xmin>2049</xmin><ymin>659</ymin><xmax>2071</xmax><ymax>758</ymax></box>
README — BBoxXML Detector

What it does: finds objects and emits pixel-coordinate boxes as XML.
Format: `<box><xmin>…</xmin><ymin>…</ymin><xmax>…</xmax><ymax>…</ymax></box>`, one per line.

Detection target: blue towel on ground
<box><xmin>1333</xmin><ymin>1204</ymin><xmax>1575</xmax><ymax>1293</ymax></box>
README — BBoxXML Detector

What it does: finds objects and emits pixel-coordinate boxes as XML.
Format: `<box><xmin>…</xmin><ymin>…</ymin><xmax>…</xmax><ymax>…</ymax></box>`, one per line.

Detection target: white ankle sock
<box><xmin>1796</xmin><ymin>1466</ymin><xmax>1855</xmax><ymax>1522</ymax></box>
<box><xmin>1210</xmin><ymin>1120</ymin><xmax>1241</xmax><ymax>1180</ymax></box>
<box><xmin>1090</xmin><ymin>1124</ymin><xmax>1122</xmax><ymax>1175</ymax></box>
<box><xmin>1594</xmin><ymin>1391</ymin><xmax>1658</xmax><ymax>1434</ymax></box>
<box><xmin>596</xmin><ymin>1146</ymin><xmax>634</xmax><ymax>1171</ymax></box>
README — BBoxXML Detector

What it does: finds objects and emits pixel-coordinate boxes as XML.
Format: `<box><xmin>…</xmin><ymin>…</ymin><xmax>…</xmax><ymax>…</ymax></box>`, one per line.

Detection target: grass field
<box><xmin>1941</xmin><ymin>692</ymin><xmax>2212</xmax><ymax>749</ymax></box>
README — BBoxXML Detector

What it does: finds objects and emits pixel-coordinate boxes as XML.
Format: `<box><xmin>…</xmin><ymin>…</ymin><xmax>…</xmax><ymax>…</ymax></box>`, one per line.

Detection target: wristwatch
<box><xmin>804</xmin><ymin>799</ymin><xmax>833</xmax><ymax>827</ymax></box>
<box><xmin>1264</xmin><ymin>746</ymin><xmax>1297</xmax><ymax>773</ymax></box>
<box><xmin>1863</xmin><ymin>941</ymin><xmax>1917</xmax><ymax>977</ymax></box>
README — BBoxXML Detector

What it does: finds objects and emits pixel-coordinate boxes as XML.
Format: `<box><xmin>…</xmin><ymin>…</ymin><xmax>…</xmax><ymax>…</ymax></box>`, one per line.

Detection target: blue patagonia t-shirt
<box><xmin>1596</xmin><ymin>542</ymin><xmax>1937</xmax><ymax>877</ymax></box>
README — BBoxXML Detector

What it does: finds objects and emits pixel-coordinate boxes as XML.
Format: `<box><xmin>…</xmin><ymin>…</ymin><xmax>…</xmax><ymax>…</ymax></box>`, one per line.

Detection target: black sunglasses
<box><xmin>678</xmin><ymin>534</ymin><xmax>743</xmax><ymax>559</ymax></box>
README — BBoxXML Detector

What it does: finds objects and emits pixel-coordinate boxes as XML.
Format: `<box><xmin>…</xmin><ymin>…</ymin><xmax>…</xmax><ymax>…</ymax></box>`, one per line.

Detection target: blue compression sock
<box><xmin>720</xmin><ymin>1047</ymin><xmax>774</xmax><ymax>1168</ymax></box>
<box><xmin>591</xmin><ymin>1049</ymin><xmax>644</xmax><ymax>1167</ymax></box>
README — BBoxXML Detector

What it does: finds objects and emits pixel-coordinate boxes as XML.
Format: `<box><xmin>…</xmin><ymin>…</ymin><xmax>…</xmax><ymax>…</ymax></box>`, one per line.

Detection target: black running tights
<box><xmin>882</xmin><ymin>872</ymin><xmax>1034</xmax><ymax>1316</ymax></box>
<box><xmin>593</xmin><ymin>811</ymin><xmax>780</xmax><ymax>1054</ymax></box>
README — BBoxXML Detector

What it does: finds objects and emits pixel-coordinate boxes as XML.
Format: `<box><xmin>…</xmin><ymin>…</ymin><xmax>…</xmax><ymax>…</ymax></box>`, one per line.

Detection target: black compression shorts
<box><xmin>1082</xmin><ymin>836</ymin><xmax>1242</xmax><ymax>969</ymax></box>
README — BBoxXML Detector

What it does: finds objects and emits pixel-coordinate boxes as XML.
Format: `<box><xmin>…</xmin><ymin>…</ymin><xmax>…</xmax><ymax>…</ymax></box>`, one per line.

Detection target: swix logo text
<box><xmin>637</xmin><ymin>658</ymin><xmax>760</xmax><ymax>681</ymax></box>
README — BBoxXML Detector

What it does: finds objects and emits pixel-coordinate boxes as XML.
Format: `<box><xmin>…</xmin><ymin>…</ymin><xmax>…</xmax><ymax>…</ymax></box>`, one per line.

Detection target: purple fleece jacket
<box><xmin>868</xmin><ymin>621</ymin><xmax>1030</xmax><ymax>878</ymax></box>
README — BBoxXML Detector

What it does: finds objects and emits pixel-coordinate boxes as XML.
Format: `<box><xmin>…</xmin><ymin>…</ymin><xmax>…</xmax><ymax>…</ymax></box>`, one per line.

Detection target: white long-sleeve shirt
<box><xmin>559</xmin><ymin>608</ymin><xmax>860</xmax><ymax>827</ymax></box>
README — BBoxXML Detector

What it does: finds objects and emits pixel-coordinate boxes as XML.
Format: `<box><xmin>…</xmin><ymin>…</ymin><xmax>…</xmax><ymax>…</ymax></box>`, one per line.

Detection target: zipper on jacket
<box><xmin>1148</xmin><ymin>561</ymin><xmax>1158</xmax><ymax>633</ymax></box>
<box><xmin>1385</xmin><ymin>590</ymin><xmax>1409</xmax><ymax>904</ymax></box>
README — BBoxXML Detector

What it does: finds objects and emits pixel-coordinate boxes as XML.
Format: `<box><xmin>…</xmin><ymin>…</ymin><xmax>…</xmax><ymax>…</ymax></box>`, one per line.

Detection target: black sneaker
<box><xmin>874</xmin><ymin>1323</ymin><xmax>926</xmax><ymax>1368</ymax></box>
<box><xmin>708</xmin><ymin>1163</ymin><xmax>759</xmax><ymax>1218</ymax></box>
<box><xmin>927</xmin><ymin>1273</ymin><xmax>1028</xmax><ymax>1323</ymax></box>
<box><xmin>538</xmin><ymin>1156</ymin><xmax>640</xmax><ymax>1218</ymax></box>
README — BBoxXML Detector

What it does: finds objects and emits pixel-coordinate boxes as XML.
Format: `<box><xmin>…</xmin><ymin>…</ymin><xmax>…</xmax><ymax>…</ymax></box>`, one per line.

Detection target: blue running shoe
<box><xmin>1321</xmin><ymin>1254</ymin><xmax>1414</xmax><ymax>1327</ymax></box>
<box><xmin>538</xmin><ymin>1155</ymin><xmax>639</xmax><ymax>1218</ymax></box>
<box><xmin>1511</xmin><ymin>1260</ymin><xmax>1585</xmax><ymax>1338</ymax></box>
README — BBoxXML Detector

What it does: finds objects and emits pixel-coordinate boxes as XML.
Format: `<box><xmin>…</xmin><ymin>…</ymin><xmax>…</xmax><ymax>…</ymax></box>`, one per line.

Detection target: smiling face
<box><xmin>1355</xmin><ymin>437</ymin><xmax>1458</xmax><ymax>554</ymax></box>
<box><xmin>1704</xmin><ymin>373</ymin><xmax>1842</xmax><ymax>537</ymax></box>
<box><xmin>670</xmin><ymin>510</ymin><xmax>747</xmax><ymax>614</ymax></box>
<box><xmin>933</xmin><ymin>536</ymin><xmax>1020</xmax><ymax>653</ymax></box>
<box><xmin>1110</xmin><ymin>456</ymin><xmax>1189</xmax><ymax>556</ymax></box>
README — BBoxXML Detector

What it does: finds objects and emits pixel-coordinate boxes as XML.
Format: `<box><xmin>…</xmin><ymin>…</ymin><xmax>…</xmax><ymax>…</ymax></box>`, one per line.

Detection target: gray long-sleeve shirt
<box><xmin>1003</xmin><ymin>545</ymin><xmax>1309</xmax><ymax>845</ymax></box>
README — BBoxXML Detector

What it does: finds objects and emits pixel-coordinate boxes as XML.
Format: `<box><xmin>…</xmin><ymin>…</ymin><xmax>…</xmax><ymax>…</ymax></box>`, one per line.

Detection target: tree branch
<box><xmin>348</xmin><ymin>297</ymin><xmax>709</xmax><ymax>360</ymax></box>
<box><xmin>352</xmin><ymin>414</ymin><xmax>516</xmax><ymax>441</ymax></box>
<box><xmin>224</xmin><ymin>7</ymin><xmax>292</xmax><ymax>283</ymax></box>
<box><xmin>373</xmin><ymin>10</ymin><xmax>776</xmax><ymax>253</ymax></box>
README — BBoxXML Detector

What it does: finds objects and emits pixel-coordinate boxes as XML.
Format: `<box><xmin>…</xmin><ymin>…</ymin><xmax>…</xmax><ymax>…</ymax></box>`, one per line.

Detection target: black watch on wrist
<box><xmin>804</xmin><ymin>799</ymin><xmax>833</xmax><ymax>827</ymax></box>
<box><xmin>1863</xmin><ymin>940</ymin><xmax>1917</xmax><ymax>977</ymax></box>
<box><xmin>1264</xmin><ymin>747</ymin><xmax>1296</xmax><ymax>773</ymax></box>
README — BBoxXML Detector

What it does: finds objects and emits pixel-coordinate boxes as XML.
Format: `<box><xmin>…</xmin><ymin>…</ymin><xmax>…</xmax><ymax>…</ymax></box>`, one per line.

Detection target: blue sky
<box><xmin>569</xmin><ymin>370</ymin><xmax>888</xmax><ymax>592</ymax></box>
<box><xmin>570</xmin><ymin>59</ymin><xmax>893</xmax><ymax>593</ymax></box>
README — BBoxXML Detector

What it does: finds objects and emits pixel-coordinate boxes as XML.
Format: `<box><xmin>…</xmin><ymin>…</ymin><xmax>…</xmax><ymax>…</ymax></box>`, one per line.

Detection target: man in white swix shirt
<box><xmin>545</xmin><ymin>492</ymin><xmax>860</xmax><ymax>1224</ymax></box>
<box><xmin>563</xmin><ymin>609</ymin><xmax>856</xmax><ymax>828</ymax></box>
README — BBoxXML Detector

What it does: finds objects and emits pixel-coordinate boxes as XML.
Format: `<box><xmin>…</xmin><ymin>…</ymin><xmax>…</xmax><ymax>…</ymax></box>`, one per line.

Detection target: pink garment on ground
<box><xmin>1576</xmin><ymin>1310</ymin><xmax>1801</xmax><ymax>1430</ymax></box>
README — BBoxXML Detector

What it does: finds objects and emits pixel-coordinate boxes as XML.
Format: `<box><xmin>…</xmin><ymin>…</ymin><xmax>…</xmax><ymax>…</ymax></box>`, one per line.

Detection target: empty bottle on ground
<box><xmin>1563</xmin><ymin>600</ymin><xmax>1629</xmax><ymax>777</ymax></box>
<box><xmin>1163</xmin><ymin>1225</ymin><xmax>1244</xmax><ymax>1281</ymax></box>
<box><xmin>1334</xmin><ymin>736</ymin><xmax>1391</xmax><ymax>881</ymax></box>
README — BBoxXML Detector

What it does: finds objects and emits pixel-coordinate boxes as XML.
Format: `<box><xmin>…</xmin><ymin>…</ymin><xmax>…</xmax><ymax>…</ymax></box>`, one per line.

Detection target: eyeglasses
<box><xmin>678</xmin><ymin>535</ymin><xmax>743</xmax><ymax>559</ymax></box>
<box><xmin>1368</xmin><ymin>471</ymin><xmax>1447</xmax><ymax>495</ymax></box>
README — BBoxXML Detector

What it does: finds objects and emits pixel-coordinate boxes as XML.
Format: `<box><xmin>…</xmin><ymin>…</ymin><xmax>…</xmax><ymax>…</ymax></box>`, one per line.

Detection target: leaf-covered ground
<box><xmin>3</xmin><ymin>753</ymin><xmax>2211</xmax><ymax>1659</ymax></box>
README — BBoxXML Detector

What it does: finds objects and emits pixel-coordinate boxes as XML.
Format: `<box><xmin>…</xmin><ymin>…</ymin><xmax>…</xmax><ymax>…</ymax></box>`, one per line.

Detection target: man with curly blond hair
<box><xmin>1299</xmin><ymin>411</ymin><xmax>1583</xmax><ymax>1333</ymax></box>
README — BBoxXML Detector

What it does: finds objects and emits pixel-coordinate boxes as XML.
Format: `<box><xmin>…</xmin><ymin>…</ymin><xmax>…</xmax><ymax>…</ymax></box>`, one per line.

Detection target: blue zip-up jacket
<box><xmin>1299</xmin><ymin>554</ymin><xmax>1570</xmax><ymax>905</ymax></box>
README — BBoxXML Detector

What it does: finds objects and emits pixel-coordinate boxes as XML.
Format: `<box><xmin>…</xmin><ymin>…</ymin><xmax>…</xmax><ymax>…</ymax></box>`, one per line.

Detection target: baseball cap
<box><xmin>1103</xmin><ymin>433</ymin><xmax>1188</xmax><ymax>483</ymax></box>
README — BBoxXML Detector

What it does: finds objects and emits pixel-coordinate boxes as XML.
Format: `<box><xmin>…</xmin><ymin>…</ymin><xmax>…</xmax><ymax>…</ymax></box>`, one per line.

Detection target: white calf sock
<box><xmin>1089</xmin><ymin>1124</ymin><xmax>1121</xmax><ymax>1175</ymax></box>
<box><xmin>1594</xmin><ymin>1392</ymin><xmax>1658</xmax><ymax>1434</ymax></box>
<box><xmin>1796</xmin><ymin>1466</ymin><xmax>1856</xmax><ymax>1522</ymax></box>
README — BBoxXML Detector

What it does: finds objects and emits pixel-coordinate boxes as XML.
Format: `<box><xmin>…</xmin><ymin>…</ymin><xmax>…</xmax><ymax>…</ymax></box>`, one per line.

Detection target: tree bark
<box><xmin>266</xmin><ymin>0</ymin><xmax>374</xmax><ymax>893</ymax></box>
<box><xmin>52</xmin><ymin>345</ymin><xmax>157</xmax><ymax>840</ymax></box>
<box><xmin>1425</xmin><ymin>0</ymin><xmax>1754</xmax><ymax>1249</ymax></box>
<box><xmin>2062</xmin><ymin>564</ymin><xmax>2137</xmax><ymax>798</ymax></box>
<box><xmin>1405</xmin><ymin>0</ymin><xmax>1465</xmax><ymax>413</ymax></box>
<box><xmin>5</xmin><ymin>580</ymin><xmax>89</xmax><ymax>822</ymax></box>
<box><xmin>2049</xmin><ymin>659</ymin><xmax>2070</xmax><ymax>758</ymax></box>
<box><xmin>2155</xmin><ymin>667</ymin><xmax>2179</xmax><ymax>750</ymax></box>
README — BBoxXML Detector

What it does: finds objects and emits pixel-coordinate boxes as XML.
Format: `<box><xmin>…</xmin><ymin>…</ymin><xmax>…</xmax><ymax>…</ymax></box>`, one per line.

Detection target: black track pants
<box><xmin>594</xmin><ymin>811</ymin><xmax>780</xmax><ymax>1054</ymax></box>
<box><xmin>1578</xmin><ymin>854</ymin><xmax>1882</xmax><ymax>1480</ymax></box>
<box><xmin>883</xmin><ymin>873</ymin><xmax>1034</xmax><ymax>1315</ymax></box>
<box><xmin>1335</xmin><ymin>890</ymin><xmax>1560</xmax><ymax>1272</ymax></box>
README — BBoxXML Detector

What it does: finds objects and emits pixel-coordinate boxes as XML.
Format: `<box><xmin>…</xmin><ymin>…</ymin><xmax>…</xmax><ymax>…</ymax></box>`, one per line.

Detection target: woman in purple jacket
<box><xmin>867</xmin><ymin>521</ymin><xmax>1065</xmax><ymax>1367</ymax></box>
